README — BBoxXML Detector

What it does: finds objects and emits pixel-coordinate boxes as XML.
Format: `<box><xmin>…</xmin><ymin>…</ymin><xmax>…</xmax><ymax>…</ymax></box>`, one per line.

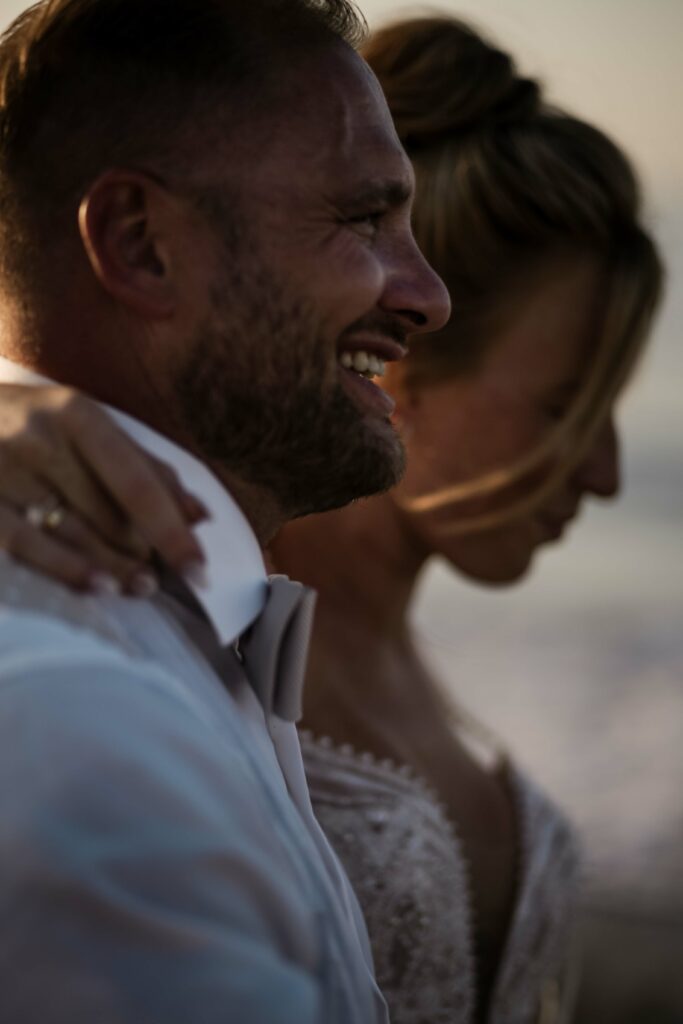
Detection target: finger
<box><xmin>0</xmin><ymin>462</ymin><xmax>59</xmax><ymax>510</ymax></box>
<box><xmin>37</xmin><ymin>440</ymin><xmax>151</xmax><ymax>562</ymax></box>
<box><xmin>0</xmin><ymin>456</ymin><xmax>151</xmax><ymax>593</ymax></box>
<box><xmin>48</xmin><ymin>508</ymin><xmax>159</xmax><ymax>597</ymax></box>
<box><xmin>147</xmin><ymin>456</ymin><xmax>210</xmax><ymax>525</ymax></box>
<box><xmin>0</xmin><ymin>427</ymin><xmax>151</xmax><ymax>563</ymax></box>
<box><xmin>0</xmin><ymin>501</ymin><xmax>101</xmax><ymax>592</ymax></box>
<box><xmin>0</xmin><ymin>460</ymin><xmax>148</xmax><ymax>571</ymax></box>
<box><xmin>0</xmin><ymin>387</ymin><xmax>147</xmax><ymax>558</ymax></box>
<box><xmin>63</xmin><ymin>400</ymin><xmax>206</xmax><ymax>570</ymax></box>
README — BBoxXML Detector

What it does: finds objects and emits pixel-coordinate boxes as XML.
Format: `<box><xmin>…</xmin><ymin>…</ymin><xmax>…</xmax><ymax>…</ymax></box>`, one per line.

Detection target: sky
<box><xmin>364</xmin><ymin>0</ymin><xmax>683</xmax><ymax>189</ymax></box>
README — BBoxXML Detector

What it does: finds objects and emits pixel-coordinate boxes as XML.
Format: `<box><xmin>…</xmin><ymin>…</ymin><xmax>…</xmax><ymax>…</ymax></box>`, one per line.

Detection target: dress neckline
<box><xmin>299</xmin><ymin>728</ymin><xmax>579</xmax><ymax>1024</ymax></box>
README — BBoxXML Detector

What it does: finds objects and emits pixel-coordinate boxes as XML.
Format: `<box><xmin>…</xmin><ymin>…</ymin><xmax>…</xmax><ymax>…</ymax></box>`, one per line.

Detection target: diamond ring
<box><xmin>25</xmin><ymin>496</ymin><xmax>67</xmax><ymax>531</ymax></box>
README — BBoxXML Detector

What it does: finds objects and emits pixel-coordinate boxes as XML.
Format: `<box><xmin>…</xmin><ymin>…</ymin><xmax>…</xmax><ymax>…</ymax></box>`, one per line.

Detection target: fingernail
<box><xmin>129</xmin><ymin>571</ymin><xmax>158</xmax><ymax>598</ymax></box>
<box><xmin>182</xmin><ymin>560</ymin><xmax>209</xmax><ymax>590</ymax></box>
<box><xmin>187</xmin><ymin>494</ymin><xmax>210</xmax><ymax>519</ymax></box>
<box><xmin>187</xmin><ymin>506</ymin><xmax>210</xmax><ymax>525</ymax></box>
<box><xmin>89</xmin><ymin>572</ymin><xmax>122</xmax><ymax>596</ymax></box>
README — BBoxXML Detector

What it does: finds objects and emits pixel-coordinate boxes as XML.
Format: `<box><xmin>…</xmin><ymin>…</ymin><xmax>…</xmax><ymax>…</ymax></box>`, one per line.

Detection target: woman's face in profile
<box><xmin>389</xmin><ymin>255</ymin><xmax>622</xmax><ymax>584</ymax></box>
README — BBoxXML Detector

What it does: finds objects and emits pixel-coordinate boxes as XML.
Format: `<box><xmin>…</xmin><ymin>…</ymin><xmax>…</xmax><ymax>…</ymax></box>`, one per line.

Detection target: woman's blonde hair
<box><xmin>364</xmin><ymin>17</ymin><xmax>663</xmax><ymax>532</ymax></box>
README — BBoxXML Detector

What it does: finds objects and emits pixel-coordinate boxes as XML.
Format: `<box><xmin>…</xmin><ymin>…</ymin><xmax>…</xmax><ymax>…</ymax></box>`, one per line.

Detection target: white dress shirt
<box><xmin>0</xmin><ymin>356</ymin><xmax>386</xmax><ymax>1024</ymax></box>
<box><xmin>0</xmin><ymin>353</ymin><xmax>267</xmax><ymax>644</ymax></box>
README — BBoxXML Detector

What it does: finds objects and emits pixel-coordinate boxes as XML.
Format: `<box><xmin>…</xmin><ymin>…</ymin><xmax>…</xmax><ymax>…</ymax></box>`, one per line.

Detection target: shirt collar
<box><xmin>0</xmin><ymin>355</ymin><xmax>267</xmax><ymax>645</ymax></box>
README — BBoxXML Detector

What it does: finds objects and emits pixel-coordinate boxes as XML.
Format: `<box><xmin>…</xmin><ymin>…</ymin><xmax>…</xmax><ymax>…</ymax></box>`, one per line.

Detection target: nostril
<box><xmin>401</xmin><ymin>310</ymin><xmax>427</xmax><ymax>328</ymax></box>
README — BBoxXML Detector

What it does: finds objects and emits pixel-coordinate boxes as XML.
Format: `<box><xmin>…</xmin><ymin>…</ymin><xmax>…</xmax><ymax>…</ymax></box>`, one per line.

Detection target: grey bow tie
<box><xmin>238</xmin><ymin>575</ymin><xmax>317</xmax><ymax>723</ymax></box>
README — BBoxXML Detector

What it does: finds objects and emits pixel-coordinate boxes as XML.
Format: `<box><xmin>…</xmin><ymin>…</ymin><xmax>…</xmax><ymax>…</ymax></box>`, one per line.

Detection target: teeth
<box><xmin>353</xmin><ymin>351</ymin><xmax>369</xmax><ymax>373</ymax></box>
<box><xmin>339</xmin><ymin>349</ymin><xmax>386</xmax><ymax>379</ymax></box>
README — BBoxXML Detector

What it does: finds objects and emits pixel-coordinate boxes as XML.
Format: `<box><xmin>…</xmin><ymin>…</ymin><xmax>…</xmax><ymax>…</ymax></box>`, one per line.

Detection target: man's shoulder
<box><xmin>0</xmin><ymin>554</ymin><xmax>142</xmax><ymax>657</ymax></box>
<box><xmin>0</xmin><ymin>554</ymin><xmax>214</xmax><ymax>685</ymax></box>
<box><xmin>0</xmin><ymin>574</ymin><xmax>267</xmax><ymax>825</ymax></box>
<box><xmin>0</xmin><ymin>558</ymin><xmax>292</xmax><ymax>855</ymax></box>
<box><xmin>0</xmin><ymin>558</ymin><xmax>220</xmax><ymax>746</ymax></box>
<box><xmin>0</xmin><ymin>593</ymin><xmax>207</xmax><ymax>741</ymax></box>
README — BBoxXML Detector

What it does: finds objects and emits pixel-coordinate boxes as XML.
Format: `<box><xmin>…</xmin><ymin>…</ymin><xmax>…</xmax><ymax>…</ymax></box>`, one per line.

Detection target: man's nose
<box><xmin>381</xmin><ymin>242</ymin><xmax>451</xmax><ymax>336</ymax></box>
<box><xmin>573</xmin><ymin>416</ymin><xmax>621</xmax><ymax>499</ymax></box>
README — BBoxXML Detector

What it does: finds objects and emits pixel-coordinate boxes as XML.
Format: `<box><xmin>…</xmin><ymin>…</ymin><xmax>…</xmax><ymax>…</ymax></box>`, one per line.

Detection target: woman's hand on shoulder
<box><xmin>0</xmin><ymin>385</ymin><xmax>207</xmax><ymax>594</ymax></box>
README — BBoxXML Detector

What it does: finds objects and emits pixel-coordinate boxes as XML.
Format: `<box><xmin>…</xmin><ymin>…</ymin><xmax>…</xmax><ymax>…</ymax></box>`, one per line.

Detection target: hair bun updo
<box><xmin>361</xmin><ymin>13</ymin><xmax>662</xmax><ymax>533</ymax></box>
<box><xmin>363</xmin><ymin>17</ymin><xmax>541</xmax><ymax>150</ymax></box>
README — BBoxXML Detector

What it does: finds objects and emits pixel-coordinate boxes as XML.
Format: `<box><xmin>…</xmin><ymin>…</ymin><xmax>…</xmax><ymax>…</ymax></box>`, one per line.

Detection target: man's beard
<box><xmin>173</xmin><ymin>259</ymin><xmax>405</xmax><ymax>519</ymax></box>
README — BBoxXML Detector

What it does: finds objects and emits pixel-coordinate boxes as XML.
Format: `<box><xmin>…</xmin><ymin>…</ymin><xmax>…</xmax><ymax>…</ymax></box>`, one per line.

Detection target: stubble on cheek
<box><xmin>174</xmin><ymin>249</ymin><xmax>405</xmax><ymax>517</ymax></box>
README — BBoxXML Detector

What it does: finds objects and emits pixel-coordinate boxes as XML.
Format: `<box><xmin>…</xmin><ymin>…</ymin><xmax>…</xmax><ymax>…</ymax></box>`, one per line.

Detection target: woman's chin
<box><xmin>441</xmin><ymin>537</ymin><xmax>537</xmax><ymax>588</ymax></box>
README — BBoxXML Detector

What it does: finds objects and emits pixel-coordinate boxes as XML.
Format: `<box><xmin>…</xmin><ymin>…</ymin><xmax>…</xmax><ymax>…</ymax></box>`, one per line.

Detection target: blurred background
<box><xmin>358</xmin><ymin>1</ymin><xmax>682</xmax><ymax>1020</ymax></box>
<box><xmin>0</xmin><ymin>0</ymin><xmax>678</xmax><ymax>1020</ymax></box>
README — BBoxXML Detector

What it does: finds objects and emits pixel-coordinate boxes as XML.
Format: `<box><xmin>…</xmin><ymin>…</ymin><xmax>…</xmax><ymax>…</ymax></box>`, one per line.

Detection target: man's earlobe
<box><xmin>78</xmin><ymin>170</ymin><xmax>176</xmax><ymax>318</ymax></box>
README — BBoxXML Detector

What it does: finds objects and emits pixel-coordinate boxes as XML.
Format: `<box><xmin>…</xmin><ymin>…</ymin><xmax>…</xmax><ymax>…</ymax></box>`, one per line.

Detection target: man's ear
<box><xmin>78</xmin><ymin>170</ymin><xmax>178</xmax><ymax>318</ymax></box>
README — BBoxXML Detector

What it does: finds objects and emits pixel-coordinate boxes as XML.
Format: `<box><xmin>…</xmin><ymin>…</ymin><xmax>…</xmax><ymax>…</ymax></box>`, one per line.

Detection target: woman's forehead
<box><xmin>483</xmin><ymin>257</ymin><xmax>609</xmax><ymax>387</ymax></box>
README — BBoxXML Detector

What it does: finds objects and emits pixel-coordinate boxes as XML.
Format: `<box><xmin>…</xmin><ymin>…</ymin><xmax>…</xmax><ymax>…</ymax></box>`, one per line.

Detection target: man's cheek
<box><xmin>324</xmin><ymin>249</ymin><xmax>386</xmax><ymax>321</ymax></box>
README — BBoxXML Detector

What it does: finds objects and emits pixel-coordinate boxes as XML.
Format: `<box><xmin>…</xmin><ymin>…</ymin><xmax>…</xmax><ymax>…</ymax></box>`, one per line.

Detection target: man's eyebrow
<box><xmin>341</xmin><ymin>178</ymin><xmax>413</xmax><ymax>210</ymax></box>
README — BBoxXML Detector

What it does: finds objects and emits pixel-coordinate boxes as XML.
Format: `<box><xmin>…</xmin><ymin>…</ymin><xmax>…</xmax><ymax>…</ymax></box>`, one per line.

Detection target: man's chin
<box><xmin>362</xmin><ymin>415</ymin><xmax>406</xmax><ymax>484</ymax></box>
<box><xmin>290</xmin><ymin>427</ymin><xmax>405</xmax><ymax>518</ymax></box>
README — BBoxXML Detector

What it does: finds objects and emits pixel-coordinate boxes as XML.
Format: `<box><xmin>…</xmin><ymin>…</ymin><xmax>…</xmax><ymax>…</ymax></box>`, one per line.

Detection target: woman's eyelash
<box><xmin>543</xmin><ymin>400</ymin><xmax>574</xmax><ymax>421</ymax></box>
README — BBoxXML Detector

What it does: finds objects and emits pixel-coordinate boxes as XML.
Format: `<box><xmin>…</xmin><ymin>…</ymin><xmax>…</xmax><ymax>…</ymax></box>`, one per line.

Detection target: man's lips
<box><xmin>336</xmin><ymin>333</ymin><xmax>406</xmax><ymax>418</ymax></box>
<box><xmin>337</xmin><ymin>333</ymin><xmax>408</xmax><ymax>364</ymax></box>
<box><xmin>340</xmin><ymin>368</ymin><xmax>397</xmax><ymax>416</ymax></box>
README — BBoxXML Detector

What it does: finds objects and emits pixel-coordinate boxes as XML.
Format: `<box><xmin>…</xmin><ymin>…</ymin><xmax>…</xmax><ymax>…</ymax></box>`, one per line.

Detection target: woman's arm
<box><xmin>0</xmin><ymin>385</ymin><xmax>207</xmax><ymax>593</ymax></box>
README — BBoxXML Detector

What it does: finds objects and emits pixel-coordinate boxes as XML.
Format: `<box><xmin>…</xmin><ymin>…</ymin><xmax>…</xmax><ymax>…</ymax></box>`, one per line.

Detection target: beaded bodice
<box><xmin>301</xmin><ymin>732</ymin><xmax>579</xmax><ymax>1024</ymax></box>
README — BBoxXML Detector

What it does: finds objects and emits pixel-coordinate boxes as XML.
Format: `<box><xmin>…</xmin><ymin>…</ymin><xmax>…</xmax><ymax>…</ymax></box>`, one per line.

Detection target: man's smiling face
<box><xmin>174</xmin><ymin>44</ymin><xmax>450</xmax><ymax>519</ymax></box>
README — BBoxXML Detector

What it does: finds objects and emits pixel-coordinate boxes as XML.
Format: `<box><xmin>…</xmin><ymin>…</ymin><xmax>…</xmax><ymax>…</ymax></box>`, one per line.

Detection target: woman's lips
<box><xmin>537</xmin><ymin>509</ymin><xmax>578</xmax><ymax>540</ymax></box>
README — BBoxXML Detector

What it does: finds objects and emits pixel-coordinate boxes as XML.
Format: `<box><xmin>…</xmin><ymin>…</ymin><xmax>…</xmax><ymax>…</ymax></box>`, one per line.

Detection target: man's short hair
<box><xmin>0</xmin><ymin>0</ymin><xmax>367</xmax><ymax>287</ymax></box>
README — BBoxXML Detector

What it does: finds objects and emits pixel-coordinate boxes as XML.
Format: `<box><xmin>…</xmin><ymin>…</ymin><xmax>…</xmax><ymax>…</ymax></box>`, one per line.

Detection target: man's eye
<box><xmin>345</xmin><ymin>211</ymin><xmax>383</xmax><ymax>238</ymax></box>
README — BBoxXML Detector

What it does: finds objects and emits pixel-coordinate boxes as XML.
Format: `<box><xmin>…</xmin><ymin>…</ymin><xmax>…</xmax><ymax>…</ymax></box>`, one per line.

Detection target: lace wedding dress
<box><xmin>301</xmin><ymin>731</ymin><xmax>579</xmax><ymax>1024</ymax></box>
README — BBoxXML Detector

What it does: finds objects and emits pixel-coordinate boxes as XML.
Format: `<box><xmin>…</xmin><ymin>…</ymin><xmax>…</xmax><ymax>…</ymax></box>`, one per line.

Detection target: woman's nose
<box><xmin>573</xmin><ymin>416</ymin><xmax>621</xmax><ymax>499</ymax></box>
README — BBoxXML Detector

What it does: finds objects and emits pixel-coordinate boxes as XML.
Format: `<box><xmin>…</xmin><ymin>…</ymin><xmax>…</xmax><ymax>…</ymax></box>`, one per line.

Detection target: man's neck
<box><xmin>204</xmin><ymin>467</ymin><xmax>286</xmax><ymax>548</ymax></box>
<box><xmin>0</xmin><ymin>304</ymin><xmax>166</xmax><ymax>431</ymax></box>
<box><xmin>0</xmin><ymin>327</ymin><xmax>286</xmax><ymax>549</ymax></box>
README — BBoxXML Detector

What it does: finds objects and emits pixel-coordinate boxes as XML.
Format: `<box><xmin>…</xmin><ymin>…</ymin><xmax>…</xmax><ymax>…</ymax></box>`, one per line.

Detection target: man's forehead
<box><xmin>279</xmin><ymin>46</ymin><xmax>413</xmax><ymax>192</ymax></box>
<box><xmin>324</xmin><ymin>52</ymin><xmax>396</xmax><ymax>144</ymax></box>
<box><xmin>215</xmin><ymin>44</ymin><xmax>414</xmax><ymax>213</ymax></box>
